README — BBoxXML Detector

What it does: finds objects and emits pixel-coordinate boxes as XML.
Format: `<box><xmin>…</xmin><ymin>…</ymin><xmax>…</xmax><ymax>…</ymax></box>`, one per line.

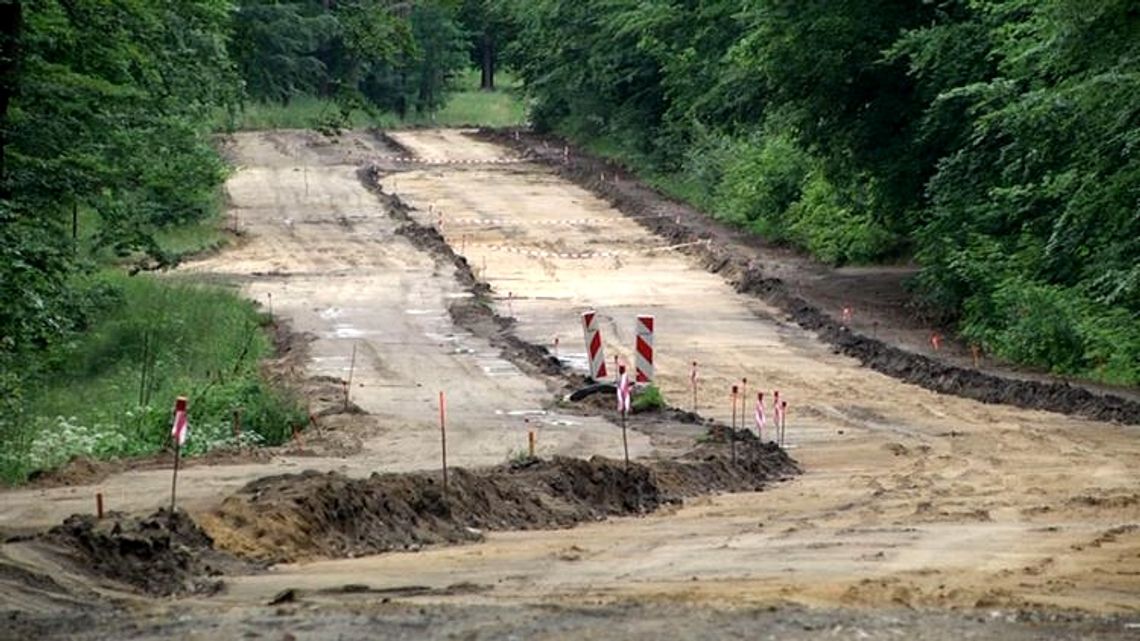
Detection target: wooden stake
<box><xmin>232</xmin><ymin>408</ymin><xmax>242</xmax><ymax>439</ymax></box>
<box><xmin>621</xmin><ymin>408</ymin><xmax>630</xmax><ymax>471</ymax></box>
<box><xmin>528</xmin><ymin>430</ymin><xmax>536</xmax><ymax>458</ymax></box>
<box><xmin>95</xmin><ymin>492</ymin><xmax>104</xmax><ymax>519</ymax></box>
<box><xmin>730</xmin><ymin>385</ymin><xmax>739</xmax><ymax>464</ymax></box>
<box><xmin>170</xmin><ymin>396</ymin><xmax>187</xmax><ymax>512</ymax></box>
<box><xmin>439</xmin><ymin>391</ymin><xmax>448</xmax><ymax>495</ymax></box>
<box><xmin>741</xmin><ymin>377</ymin><xmax>748</xmax><ymax>424</ymax></box>
<box><xmin>691</xmin><ymin>361</ymin><xmax>698</xmax><ymax>412</ymax></box>
<box><xmin>780</xmin><ymin>401</ymin><xmax>789</xmax><ymax>447</ymax></box>
<box><xmin>345</xmin><ymin>343</ymin><xmax>357</xmax><ymax>410</ymax></box>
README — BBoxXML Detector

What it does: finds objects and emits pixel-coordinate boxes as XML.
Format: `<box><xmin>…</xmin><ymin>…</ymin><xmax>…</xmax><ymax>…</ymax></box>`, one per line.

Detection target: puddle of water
<box><xmin>479</xmin><ymin>362</ymin><xmax>520</xmax><ymax>377</ymax></box>
<box><xmin>332</xmin><ymin>325</ymin><xmax>367</xmax><ymax>338</ymax></box>
<box><xmin>319</xmin><ymin>307</ymin><xmax>343</xmax><ymax>319</ymax></box>
<box><xmin>500</xmin><ymin>409</ymin><xmax>548</xmax><ymax>417</ymax></box>
<box><xmin>559</xmin><ymin>353</ymin><xmax>590</xmax><ymax>372</ymax></box>
<box><xmin>405</xmin><ymin>309</ymin><xmax>437</xmax><ymax>315</ymax></box>
<box><xmin>443</xmin><ymin>292</ymin><xmax>474</xmax><ymax>299</ymax></box>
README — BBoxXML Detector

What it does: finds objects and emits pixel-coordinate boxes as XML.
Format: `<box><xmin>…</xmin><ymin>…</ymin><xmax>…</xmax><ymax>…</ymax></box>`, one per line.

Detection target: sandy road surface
<box><xmin>2</xmin><ymin>129</ymin><xmax>1137</xmax><ymax>624</ymax></box>
<box><xmin>316</xmin><ymin>128</ymin><xmax>1135</xmax><ymax>612</ymax></box>
<box><xmin>0</xmin><ymin>129</ymin><xmax>643</xmax><ymax>532</ymax></box>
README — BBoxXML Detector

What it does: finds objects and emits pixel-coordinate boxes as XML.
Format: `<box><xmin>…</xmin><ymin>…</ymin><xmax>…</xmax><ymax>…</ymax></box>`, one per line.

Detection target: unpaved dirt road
<box><xmin>2</xmin><ymin>128</ymin><xmax>1138</xmax><ymax>637</ymax></box>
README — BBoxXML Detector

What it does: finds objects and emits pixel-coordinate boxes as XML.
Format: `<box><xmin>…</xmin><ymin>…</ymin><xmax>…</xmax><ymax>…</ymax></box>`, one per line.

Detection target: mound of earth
<box><xmin>201</xmin><ymin>445</ymin><xmax>797</xmax><ymax>564</ymax></box>
<box><xmin>46</xmin><ymin>509</ymin><xmax>247</xmax><ymax>596</ymax></box>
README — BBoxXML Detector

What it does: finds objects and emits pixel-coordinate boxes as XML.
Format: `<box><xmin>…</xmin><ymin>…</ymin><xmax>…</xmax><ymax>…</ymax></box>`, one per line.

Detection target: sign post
<box><xmin>170</xmin><ymin>396</ymin><xmax>189</xmax><ymax>511</ymax></box>
<box><xmin>617</xmin><ymin>365</ymin><xmax>632</xmax><ymax>470</ymax></box>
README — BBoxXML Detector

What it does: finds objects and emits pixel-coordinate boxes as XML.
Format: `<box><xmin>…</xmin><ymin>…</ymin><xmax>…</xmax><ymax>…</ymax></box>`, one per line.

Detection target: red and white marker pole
<box><xmin>617</xmin><ymin>365</ymin><xmax>632</xmax><ymax>470</ymax></box>
<box><xmin>581</xmin><ymin>310</ymin><xmax>608</xmax><ymax>380</ymax></box>
<box><xmin>635</xmin><ymin>315</ymin><xmax>654</xmax><ymax>383</ymax></box>
<box><xmin>754</xmin><ymin>392</ymin><xmax>766</xmax><ymax>442</ymax></box>
<box><xmin>170</xmin><ymin>396</ymin><xmax>189</xmax><ymax>511</ymax></box>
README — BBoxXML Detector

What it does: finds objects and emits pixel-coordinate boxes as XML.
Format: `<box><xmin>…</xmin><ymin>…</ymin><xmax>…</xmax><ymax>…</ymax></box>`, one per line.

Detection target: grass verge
<box><xmin>221</xmin><ymin>68</ymin><xmax>527</xmax><ymax>132</ymax></box>
<box><xmin>0</xmin><ymin>271</ymin><xmax>305</xmax><ymax>484</ymax></box>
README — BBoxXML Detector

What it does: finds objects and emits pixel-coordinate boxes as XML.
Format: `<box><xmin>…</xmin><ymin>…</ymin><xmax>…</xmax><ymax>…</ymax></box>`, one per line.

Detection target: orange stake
<box><xmin>439</xmin><ymin>391</ymin><xmax>448</xmax><ymax>495</ymax></box>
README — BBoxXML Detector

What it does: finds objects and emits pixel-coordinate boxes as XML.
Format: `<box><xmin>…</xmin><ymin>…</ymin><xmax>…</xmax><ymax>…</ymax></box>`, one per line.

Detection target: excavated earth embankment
<box><xmin>28</xmin><ymin>442</ymin><xmax>795</xmax><ymax>596</ymax></box>
<box><xmin>198</xmin><ymin>442</ymin><xmax>795</xmax><ymax>565</ymax></box>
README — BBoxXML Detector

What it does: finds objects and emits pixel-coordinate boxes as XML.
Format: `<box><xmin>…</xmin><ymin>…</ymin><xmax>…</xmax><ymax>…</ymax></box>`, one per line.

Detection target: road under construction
<box><xmin>1</xmin><ymin>128</ymin><xmax>1137</xmax><ymax>639</ymax></box>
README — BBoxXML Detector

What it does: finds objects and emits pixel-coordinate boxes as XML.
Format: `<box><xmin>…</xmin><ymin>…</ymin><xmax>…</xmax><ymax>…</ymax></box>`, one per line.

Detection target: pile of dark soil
<box><xmin>202</xmin><ymin>446</ymin><xmax>797</xmax><ymax>564</ymax></box>
<box><xmin>46</xmin><ymin>509</ymin><xmax>246</xmax><ymax>596</ymax></box>
<box><xmin>477</xmin><ymin>128</ymin><xmax>1140</xmax><ymax>426</ymax></box>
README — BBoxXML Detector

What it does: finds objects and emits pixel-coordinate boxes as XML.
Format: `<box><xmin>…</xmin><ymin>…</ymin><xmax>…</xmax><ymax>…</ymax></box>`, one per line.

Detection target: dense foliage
<box><xmin>499</xmin><ymin>0</ymin><xmax>1140</xmax><ymax>385</ymax></box>
<box><xmin>0</xmin><ymin>0</ymin><xmax>476</xmax><ymax>482</ymax></box>
<box><xmin>230</xmin><ymin>0</ymin><xmax>470</xmax><ymax>124</ymax></box>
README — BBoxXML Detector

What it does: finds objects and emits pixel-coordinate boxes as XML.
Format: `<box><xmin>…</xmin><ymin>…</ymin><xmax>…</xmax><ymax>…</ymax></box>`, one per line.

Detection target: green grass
<box><xmin>153</xmin><ymin>210</ymin><xmax>231</xmax><ymax>258</ymax></box>
<box><xmin>633</xmin><ymin>385</ymin><xmax>665</xmax><ymax>413</ymax></box>
<box><xmin>0</xmin><ymin>271</ymin><xmax>305</xmax><ymax>484</ymax></box>
<box><xmin>222</xmin><ymin>68</ymin><xmax>527</xmax><ymax>132</ymax></box>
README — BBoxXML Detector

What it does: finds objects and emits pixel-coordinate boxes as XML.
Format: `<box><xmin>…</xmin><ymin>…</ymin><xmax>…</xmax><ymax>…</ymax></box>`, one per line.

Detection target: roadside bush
<box><xmin>705</xmin><ymin>131</ymin><xmax>895</xmax><ymax>265</ymax></box>
<box><xmin>711</xmin><ymin>131</ymin><xmax>808</xmax><ymax>231</ymax></box>
<box><xmin>0</xmin><ymin>272</ymin><xmax>305</xmax><ymax>484</ymax></box>
<box><xmin>959</xmin><ymin>277</ymin><xmax>1140</xmax><ymax>385</ymax></box>
<box><xmin>782</xmin><ymin>171</ymin><xmax>897</xmax><ymax>265</ymax></box>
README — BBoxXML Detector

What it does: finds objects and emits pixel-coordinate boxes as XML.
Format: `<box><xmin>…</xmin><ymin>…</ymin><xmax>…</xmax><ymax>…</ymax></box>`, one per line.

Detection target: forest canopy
<box><xmin>498</xmin><ymin>0</ymin><xmax>1140</xmax><ymax>385</ymax></box>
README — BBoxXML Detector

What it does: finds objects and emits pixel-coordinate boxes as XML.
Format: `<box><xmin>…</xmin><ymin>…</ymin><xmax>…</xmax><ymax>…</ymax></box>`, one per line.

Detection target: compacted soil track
<box><xmin>1</xmin><ymin>128</ymin><xmax>1137</xmax><ymax>638</ymax></box>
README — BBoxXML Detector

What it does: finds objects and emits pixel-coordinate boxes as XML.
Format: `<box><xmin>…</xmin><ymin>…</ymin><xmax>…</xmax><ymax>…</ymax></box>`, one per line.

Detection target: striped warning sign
<box><xmin>581</xmin><ymin>310</ymin><xmax>608</xmax><ymax>380</ymax></box>
<box><xmin>635</xmin><ymin>315</ymin><xmax>654</xmax><ymax>383</ymax></box>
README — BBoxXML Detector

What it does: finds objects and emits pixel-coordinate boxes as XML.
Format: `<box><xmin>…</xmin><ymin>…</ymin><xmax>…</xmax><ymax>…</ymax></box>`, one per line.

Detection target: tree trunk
<box><xmin>480</xmin><ymin>32</ymin><xmax>495</xmax><ymax>91</ymax></box>
<box><xmin>0</xmin><ymin>1</ymin><xmax>22</xmax><ymax>196</ymax></box>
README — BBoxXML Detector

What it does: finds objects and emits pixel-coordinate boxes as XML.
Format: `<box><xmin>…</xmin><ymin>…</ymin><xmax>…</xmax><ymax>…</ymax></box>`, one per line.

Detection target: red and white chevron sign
<box><xmin>635</xmin><ymin>315</ymin><xmax>654</xmax><ymax>383</ymax></box>
<box><xmin>581</xmin><ymin>310</ymin><xmax>608</xmax><ymax>380</ymax></box>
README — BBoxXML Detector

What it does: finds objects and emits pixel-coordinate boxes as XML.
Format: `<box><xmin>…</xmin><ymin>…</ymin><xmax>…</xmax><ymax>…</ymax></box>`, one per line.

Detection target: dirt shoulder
<box><xmin>7</xmin><ymin>600</ymin><xmax>1137</xmax><ymax>641</ymax></box>
<box><xmin>476</xmin><ymin>128</ymin><xmax>1140</xmax><ymax>424</ymax></box>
